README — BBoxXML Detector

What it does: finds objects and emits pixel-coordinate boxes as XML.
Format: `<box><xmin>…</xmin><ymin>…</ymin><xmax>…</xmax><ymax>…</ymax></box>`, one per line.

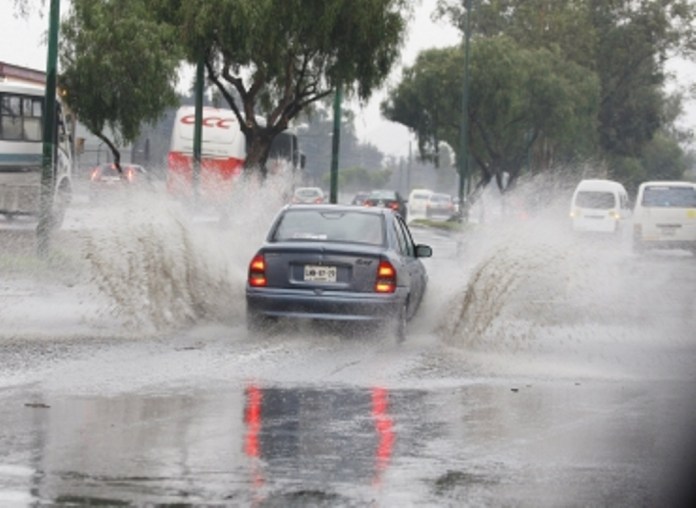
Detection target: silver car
<box><xmin>246</xmin><ymin>205</ymin><xmax>432</xmax><ymax>341</ymax></box>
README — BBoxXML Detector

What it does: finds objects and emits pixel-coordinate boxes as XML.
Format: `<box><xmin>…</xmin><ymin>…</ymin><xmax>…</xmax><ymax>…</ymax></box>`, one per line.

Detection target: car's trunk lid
<box><xmin>260</xmin><ymin>242</ymin><xmax>383</xmax><ymax>292</ymax></box>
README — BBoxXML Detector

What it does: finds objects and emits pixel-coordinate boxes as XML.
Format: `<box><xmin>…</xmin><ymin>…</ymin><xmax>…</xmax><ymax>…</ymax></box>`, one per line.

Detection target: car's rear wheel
<box><xmin>392</xmin><ymin>301</ymin><xmax>407</xmax><ymax>344</ymax></box>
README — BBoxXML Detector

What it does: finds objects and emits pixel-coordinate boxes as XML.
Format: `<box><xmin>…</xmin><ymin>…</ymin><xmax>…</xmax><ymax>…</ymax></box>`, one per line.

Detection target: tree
<box><xmin>158</xmin><ymin>0</ymin><xmax>410</xmax><ymax>177</ymax></box>
<box><xmin>382</xmin><ymin>38</ymin><xmax>599</xmax><ymax>191</ymax></box>
<box><xmin>435</xmin><ymin>0</ymin><xmax>696</xmax><ymax>183</ymax></box>
<box><xmin>59</xmin><ymin>0</ymin><xmax>181</xmax><ymax>170</ymax></box>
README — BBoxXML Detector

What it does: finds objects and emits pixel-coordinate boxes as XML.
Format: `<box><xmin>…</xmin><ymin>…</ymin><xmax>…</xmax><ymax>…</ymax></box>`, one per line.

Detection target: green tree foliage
<box><xmin>156</xmin><ymin>0</ymin><xmax>410</xmax><ymax>176</ymax></box>
<box><xmin>434</xmin><ymin>0</ymin><xmax>695</xmax><ymax>185</ymax></box>
<box><xmin>382</xmin><ymin>37</ymin><xmax>599</xmax><ymax>190</ymax></box>
<box><xmin>59</xmin><ymin>0</ymin><xmax>181</xmax><ymax>169</ymax></box>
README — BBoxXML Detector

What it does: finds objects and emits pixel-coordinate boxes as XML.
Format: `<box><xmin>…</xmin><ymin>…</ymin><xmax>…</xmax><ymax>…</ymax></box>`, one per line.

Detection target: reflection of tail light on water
<box><xmin>371</xmin><ymin>387</ymin><xmax>395</xmax><ymax>486</ymax></box>
<box><xmin>244</xmin><ymin>385</ymin><xmax>262</xmax><ymax>458</ymax></box>
<box><xmin>244</xmin><ymin>385</ymin><xmax>265</xmax><ymax>492</ymax></box>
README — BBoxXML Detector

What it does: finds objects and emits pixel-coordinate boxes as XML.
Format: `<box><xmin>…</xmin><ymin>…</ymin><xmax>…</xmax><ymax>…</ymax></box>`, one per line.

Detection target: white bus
<box><xmin>0</xmin><ymin>81</ymin><xmax>73</xmax><ymax>225</ymax></box>
<box><xmin>167</xmin><ymin>105</ymin><xmax>302</xmax><ymax>204</ymax></box>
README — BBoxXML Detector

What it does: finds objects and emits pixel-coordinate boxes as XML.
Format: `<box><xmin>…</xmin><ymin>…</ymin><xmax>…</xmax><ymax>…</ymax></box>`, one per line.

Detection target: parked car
<box><xmin>632</xmin><ymin>180</ymin><xmax>696</xmax><ymax>254</ymax></box>
<box><xmin>292</xmin><ymin>186</ymin><xmax>325</xmax><ymax>204</ymax></box>
<box><xmin>363</xmin><ymin>189</ymin><xmax>408</xmax><ymax>221</ymax></box>
<box><xmin>569</xmin><ymin>179</ymin><xmax>631</xmax><ymax>234</ymax></box>
<box><xmin>246</xmin><ymin>204</ymin><xmax>432</xmax><ymax>341</ymax></box>
<box><xmin>88</xmin><ymin>162</ymin><xmax>151</xmax><ymax>202</ymax></box>
<box><xmin>407</xmin><ymin>189</ymin><xmax>433</xmax><ymax>219</ymax></box>
<box><xmin>426</xmin><ymin>193</ymin><xmax>456</xmax><ymax>218</ymax></box>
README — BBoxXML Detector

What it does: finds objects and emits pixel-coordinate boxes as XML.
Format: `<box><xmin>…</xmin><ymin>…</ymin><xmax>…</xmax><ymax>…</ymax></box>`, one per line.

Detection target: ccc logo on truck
<box><xmin>181</xmin><ymin>115</ymin><xmax>235</xmax><ymax>129</ymax></box>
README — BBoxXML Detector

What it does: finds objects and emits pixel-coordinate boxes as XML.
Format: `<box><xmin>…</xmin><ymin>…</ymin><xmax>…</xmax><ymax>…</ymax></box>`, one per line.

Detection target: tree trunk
<box><xmin>95</xmin><ymin>132</ymin><xmax>122</xmax><ymax>173</ymax></box>
<box><xmin>243</xmin><ymin>130</ymin><xmax>274</xmax><ymax>178</ymax></box>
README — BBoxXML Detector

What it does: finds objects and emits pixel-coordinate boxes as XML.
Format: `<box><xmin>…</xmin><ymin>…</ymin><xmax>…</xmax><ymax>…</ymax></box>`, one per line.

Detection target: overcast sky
<box><xmin>1</xmin><ymin>0</ymin><xmax>693</xmax><ymax>157</ymax></box>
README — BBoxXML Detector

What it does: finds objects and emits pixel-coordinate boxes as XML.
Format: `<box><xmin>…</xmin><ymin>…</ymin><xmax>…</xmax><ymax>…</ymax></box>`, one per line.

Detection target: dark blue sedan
<box><xmin>246</xmin><ymin>204</ymin><xmax>432</xmax><ymax>341</ymax></box>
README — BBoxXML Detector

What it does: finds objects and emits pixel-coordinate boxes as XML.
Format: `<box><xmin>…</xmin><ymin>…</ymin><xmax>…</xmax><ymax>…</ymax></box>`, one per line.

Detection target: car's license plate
<box><xmin>304</xmin><ymin>265</ymin><xmax>337</xmax><ymax>282</ymax></box>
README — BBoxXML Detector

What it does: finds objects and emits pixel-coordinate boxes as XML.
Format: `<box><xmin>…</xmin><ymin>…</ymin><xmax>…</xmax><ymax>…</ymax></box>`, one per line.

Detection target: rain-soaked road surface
<box><xmin>1</xmin><ymin>186</ymin><xmax>696</xmax><ymax>506</ymax></box>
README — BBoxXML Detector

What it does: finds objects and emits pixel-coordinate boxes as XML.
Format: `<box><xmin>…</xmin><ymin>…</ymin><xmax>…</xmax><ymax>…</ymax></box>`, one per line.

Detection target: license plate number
<box><xmin>304</xmin><ymin>265</ymin><xmax>337</xmax><ymax>282</ymax></box>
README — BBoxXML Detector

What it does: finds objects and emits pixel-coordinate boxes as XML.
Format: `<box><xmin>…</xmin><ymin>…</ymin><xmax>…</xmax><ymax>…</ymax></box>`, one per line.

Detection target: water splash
<box><xmin>82</xmin><ymin>171</ymin><xmax>295</xmax><ymax>332</ymax></box>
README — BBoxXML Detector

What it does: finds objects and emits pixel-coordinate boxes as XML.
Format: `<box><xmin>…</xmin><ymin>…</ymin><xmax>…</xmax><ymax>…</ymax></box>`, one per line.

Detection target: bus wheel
<box><xmin>52</xmin><ymin>182</ymin><xmax>72</xmax><ymax>230</ymax></box>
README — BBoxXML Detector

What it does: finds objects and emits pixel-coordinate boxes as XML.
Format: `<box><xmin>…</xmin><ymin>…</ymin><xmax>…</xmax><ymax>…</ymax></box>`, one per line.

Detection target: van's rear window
<box><xmin>575</xmin><ymin>191</ymin><xmax>616</xmax><ymax>209</ymax></box>
<box><xmin>642</xmin><ymin>186</ymin><xmax>696</xmax><ymax>208</ymax></box>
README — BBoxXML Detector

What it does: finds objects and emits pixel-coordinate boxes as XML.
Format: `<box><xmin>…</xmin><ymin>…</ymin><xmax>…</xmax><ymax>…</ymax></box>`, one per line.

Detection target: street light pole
<box><xmin>37</xmin><ymin>0</ymin><xmax>60</xmax><ymax>257</ymax></box>
<box><xmin>193</xmin><ymin>56</ymin><xmax>205</xmax><ymax>205</ymax></box>
<box><xmin>329</xmin><ymin>83</ymin><xmax>342</xmax><ymax>204</ymax></box>
<box><xmin>457</xmin><ymin>0</ymin><xmax>472</xmax><ymax>218</ymax></box>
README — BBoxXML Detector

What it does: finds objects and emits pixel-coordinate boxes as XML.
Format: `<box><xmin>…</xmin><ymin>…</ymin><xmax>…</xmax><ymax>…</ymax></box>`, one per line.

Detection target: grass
<box><xmin>409</xmin><ymin>216</ymin><xmax>473</xmax><ymax>233</ymax></box>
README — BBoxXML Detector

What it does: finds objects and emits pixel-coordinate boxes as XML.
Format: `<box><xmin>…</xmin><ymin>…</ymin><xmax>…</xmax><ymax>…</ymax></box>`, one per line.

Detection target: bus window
<box><xmin>0</xmin><ymin>93</ymin><xmax>43</xmax><ymax>141</ymax></box>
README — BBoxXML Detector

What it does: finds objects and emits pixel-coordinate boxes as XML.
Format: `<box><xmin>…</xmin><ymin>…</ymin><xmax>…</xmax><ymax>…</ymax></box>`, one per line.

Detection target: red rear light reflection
<box><xmin>375</xmin><ymin>260</ymin><xmax>396</xmax><ymax>293</ymax></box>
<box><xmin>248</xmin><ymin>253</ymin><xmax>267</xmax><ymax>287</ymax></box>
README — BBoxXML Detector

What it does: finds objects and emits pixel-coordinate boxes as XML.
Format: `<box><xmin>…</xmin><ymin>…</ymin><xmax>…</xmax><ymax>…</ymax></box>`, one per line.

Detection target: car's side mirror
<box><xmin>415</xmin><ymin>244</ymin><xmax>432</xmax><ymax>258</ymax></box>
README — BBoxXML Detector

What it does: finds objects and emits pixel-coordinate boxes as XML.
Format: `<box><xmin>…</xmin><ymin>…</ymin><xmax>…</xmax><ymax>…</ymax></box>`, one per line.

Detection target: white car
<box><xmin>407</xmin><ymin>189</ymin><xmax>433</xmax><ymax>219</ymax></box>
<box><xmin>632</xmin><ymin>181</ymin><xmax>696</xmax><ymax>254</ymax></box>
<box><xmin>291</xmin><ymin>187</ymin><xmax>325</xmax><ymax>204</ymax></box>
<box><xmin>569</xmin><ymin>179</ymin><xmax>631</xmax><ymax>234</ymax></box>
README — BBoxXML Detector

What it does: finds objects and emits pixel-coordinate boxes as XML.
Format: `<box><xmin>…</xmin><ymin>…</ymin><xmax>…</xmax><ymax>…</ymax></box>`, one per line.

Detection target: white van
<box><xmin>569</xmin><ymin>179</ymin><xmax>630</xmax><ymax>233</ymax></box>
<box><xmin>407</xmin><ymin>188</ymin><xmax>433</xmax><ymax>220</ymax></box>
<box><xmin>632</xmin><ymin>181</ymin><xmax>696</xmax><ymax>253</ymax></box>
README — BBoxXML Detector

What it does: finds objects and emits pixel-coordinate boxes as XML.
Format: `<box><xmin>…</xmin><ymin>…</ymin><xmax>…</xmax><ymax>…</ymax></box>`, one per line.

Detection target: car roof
<box><xmin>283</xmin><ymin>203</ymin><xmax>395</xmax><ymax>217</ymax></box>
<box><xmin>368</xmin><ymin>189</ymin><xmax>399</xmax><ymax>197</ymax></box>
<box><xmin>638</xmin><ymin>180</ymin><xmax>696</xmax><ymax>188</ymax></box>
<box><xmin>574</xmin><ymin>179</ymin><xmax>626</xmax><ymax>192</ymax></box>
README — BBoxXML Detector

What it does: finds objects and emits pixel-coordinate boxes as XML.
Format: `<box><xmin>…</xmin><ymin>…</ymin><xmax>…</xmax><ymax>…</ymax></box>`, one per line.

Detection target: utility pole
<box><xmin>407</xmin><ymin>141</ymin><xmax>412</xmax><ymax>196</ymax></box>
<box><xmin>192</xmin><ymin>56</ymin><xmax>205</xmax><ymax>205</ymax></box>
<box><xmin>329</xmin><ymin>83</ymin><xmax>342</xmax><ymax>204</ymax></box>
<box><xmin>457</xmin><ymin>0</ymin><xmax>472</xmax><ymax>218</ymax></box>
<box><xmin>37</xmin><ymin>0</ymin><xmax>60</xmax><ymax>257</ymax></box>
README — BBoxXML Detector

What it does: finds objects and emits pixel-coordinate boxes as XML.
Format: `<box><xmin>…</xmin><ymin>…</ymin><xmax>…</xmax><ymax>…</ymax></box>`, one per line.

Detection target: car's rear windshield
<box><xmin>430</xmin><ymin>194</ymin><xmax>451</xmax><ymax>203</ymax></box>
<box><xmin>641</xmin><ymin>186</ymin><xmax>696</xmax><ymax>208</ymax></box>
<box><xmin>412</xmin><ymin>193</ymin><xmax>431</xmax><ymax>200</ymax></box>
<box><xmin>368</xmin><ymin>191</ymin><xmax>396</xmax><ymax>200</ymax></box>
<box><xmin>575</xmin><ymin>191</ymin><xmax>616</xmax><ymax>209</ymax></box>
<box><xmin>272</xmin><ymin>210</ymin><xmax>384</xmax><ymax>245</ymax></box>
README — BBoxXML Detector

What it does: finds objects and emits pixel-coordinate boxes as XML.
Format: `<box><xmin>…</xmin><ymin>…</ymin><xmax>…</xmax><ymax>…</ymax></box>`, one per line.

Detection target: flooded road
<box><xmin>1</xmin><ymin>188</ymin><xmax>695</xmax><ymax>506</ymax></box>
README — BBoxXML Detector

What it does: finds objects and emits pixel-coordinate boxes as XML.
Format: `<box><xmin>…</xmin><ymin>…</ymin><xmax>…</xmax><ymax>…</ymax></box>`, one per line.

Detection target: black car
<box><xmin>363</xmin><ymin>190</ymin><xmax>408</xmax><ymax>221</ymax></box>
<box><xmin>246</xmin><ymin>204</ymin><xmax>432</xmax><ymax>341</ymax></box>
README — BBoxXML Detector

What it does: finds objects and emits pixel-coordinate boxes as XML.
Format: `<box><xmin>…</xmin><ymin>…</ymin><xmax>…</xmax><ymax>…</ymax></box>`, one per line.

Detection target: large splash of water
<box><xmin>81</xmin><ymin>171</ymin><xmax>295</xmax><ymax>332</ymax></box>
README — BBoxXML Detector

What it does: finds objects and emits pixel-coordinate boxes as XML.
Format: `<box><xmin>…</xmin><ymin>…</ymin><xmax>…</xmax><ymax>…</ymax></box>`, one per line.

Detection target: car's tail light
<box><xmin>90</xmin><ymin>168</ymin><xmax>100</xmax><ymax>181</ymax></box>
<box><xmin>375</xmin><ymin>259</ymin><xmax>397</xmax><ymax>293</ymax></box>
<box><xmin>248</xmin><ymin>253</ymin><xmax>267</xmax><ymax>287</ymax></box>
<box><xmin>608</xmin><ymin>210</ymin><xmax>620</xmax><ymax>220</ymax></box>
<box><xmin>126</xmin><ymin>168</ymin><xmax>135</xmax><ymax>182</ymax></box>
<box><xmin>388</xmin><ymin>201</ymin><xmax>399</xmax><ymax>211</ymax></box>
<box><xmin>315</xmin><ymin>197</ymin><xmax>323</xmax><ymax>203</ymax></box>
